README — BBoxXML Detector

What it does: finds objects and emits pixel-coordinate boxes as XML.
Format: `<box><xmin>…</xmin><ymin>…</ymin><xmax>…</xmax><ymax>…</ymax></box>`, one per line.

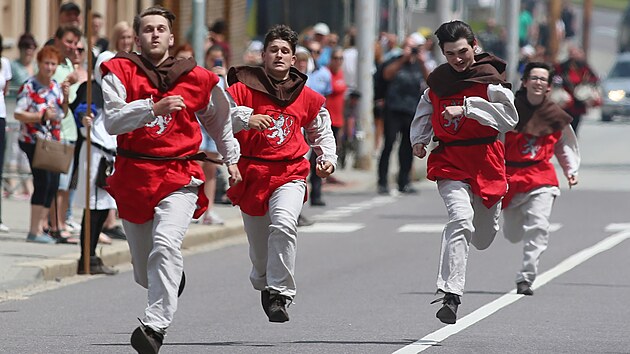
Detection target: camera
<box><xmin>214</xmin><ymin>58</ymin><xmax>223</xmax><ymax>67</ymax></box>
<box><xmin>411</xmin><ymin>47</ymin><xmax>419</xmax><ymax>55</ymax></box>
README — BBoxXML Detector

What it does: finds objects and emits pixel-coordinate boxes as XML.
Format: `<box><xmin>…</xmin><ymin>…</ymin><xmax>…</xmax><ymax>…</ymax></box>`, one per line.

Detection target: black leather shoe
<box><xmin>130</xmin><ymin>322</ymin><xmax>164</xmax><ymax>354</ymax></box>
<box><xmin>398</xmin><ymin>185</ymin><xmax>418</xmax><ymax>194</ymax></box>
<box><xmin>268</xmin><ymin>293</ymin><xmax>290</xmax><ymax>323</ymax></box>
<box><xmin>516</xmin><ymin>281</ymin><xmax>534</xmax><ymax>295</ymax></box>
<box><xmin>261</xmin><ymin>289</ymin><xmax>271</xmax><ymax>316</ymax></box>
<box><xmin>310</xmin><ymin>198</ymin><xmax>326</xmax><ymax>206</ymax></box>
<box><xmin>431</xmin><ymin>291</ymin><xmax>461</xmax><ymax>324</ymax></box>
<box><xmin>377</xmin><ymin>185</ymin><xmax>389</xmax><ymax>195</ymax></box>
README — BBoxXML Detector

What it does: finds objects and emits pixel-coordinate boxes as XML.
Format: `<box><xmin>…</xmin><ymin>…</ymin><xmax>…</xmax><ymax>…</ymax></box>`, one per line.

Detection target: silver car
<box><xmin>601</xmin><ymin>52</ymin><xmax>630</xmax><ymax>121</ymax></box>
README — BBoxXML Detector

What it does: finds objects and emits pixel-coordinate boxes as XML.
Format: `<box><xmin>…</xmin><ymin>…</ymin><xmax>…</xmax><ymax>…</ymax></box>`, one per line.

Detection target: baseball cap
<box><xmin>60</xmin><ymin>2</ymin><xmax>80</xmax><ymax>14</ymax></box>
<box><xmin>313</xmin><ymin>23</ymin><xmax>330</xmax><ymax>36</ymax></box>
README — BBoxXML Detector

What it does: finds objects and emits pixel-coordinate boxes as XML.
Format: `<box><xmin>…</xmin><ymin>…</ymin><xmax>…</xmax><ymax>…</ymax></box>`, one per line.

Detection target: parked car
<box><xmin>601</xmin><ymin>52</ymin><xmax>630</xmax><ymax>122</ymax></box>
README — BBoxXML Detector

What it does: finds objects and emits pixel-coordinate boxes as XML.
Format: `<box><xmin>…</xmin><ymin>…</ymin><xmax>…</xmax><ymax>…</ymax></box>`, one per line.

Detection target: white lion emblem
<box><xmin>521</xmin><ymin>136</ymin><xmax>541</xmax><ymax>158</ymax></box>
<box><xmin>145</xmin><ymin>114</ymin><xmax>173</xmax><ymax>135</ymax></box>
<box><xmin>266</xmin><ymin>114</ymin><xmax>293</xmax><ymax>145</ymax></box>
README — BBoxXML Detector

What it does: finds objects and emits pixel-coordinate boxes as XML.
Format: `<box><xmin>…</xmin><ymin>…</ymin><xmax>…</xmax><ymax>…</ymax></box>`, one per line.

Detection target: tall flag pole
<box><xmin>82</xmin><ymin>0</ymin><xmax>93</xmax><ymax>274</ymax></box>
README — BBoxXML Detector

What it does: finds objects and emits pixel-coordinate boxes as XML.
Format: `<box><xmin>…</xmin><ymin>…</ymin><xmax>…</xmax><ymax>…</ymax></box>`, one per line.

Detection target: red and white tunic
<box><xmin>411</xmin><ymin>83</ymin><xmax>518</xmax><ymax>208</ymax></box>
<box><xmin>226</xmin><ymin>82</ymin><xmax>336</xmax><ymax>216</ymax></box>
<box><xmin>100</xmin><ymin>58</ymin><xmax>240</xmax><ymax>223</ymax></box>
<box><xmin>503</xmin><ymin>126</ymin><xmax>580</xmax><ymax>207</ymax></box>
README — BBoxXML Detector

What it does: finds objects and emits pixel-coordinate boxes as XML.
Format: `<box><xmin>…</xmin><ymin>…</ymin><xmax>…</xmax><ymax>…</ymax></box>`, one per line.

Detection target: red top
<box><xmin>101</xmin><ymin>58</ymin><xmax>219</xmax><ymax>223</ymax></box>
<box><xmin>427</xmin><ymin>84</ymin><xmax>507</xmax><ymax>208</ymax></box>
<box><xmin>226</xmin><ymin>81</ymin><xmax>325</xmax><ymax>216</ymax></box>
<box><xmin>326</xmin><ymin>68</ymin><xmax>347</xmax><ymax>128</ymax></box>
<box><xmin>503</xmin><ymin>130</ymin><xmax>561</xmax><ymax>208</ymax></box>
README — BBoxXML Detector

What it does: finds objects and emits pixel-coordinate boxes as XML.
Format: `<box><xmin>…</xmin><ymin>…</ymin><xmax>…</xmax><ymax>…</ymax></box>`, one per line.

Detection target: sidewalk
<box><xmin>0</xmin><ymin>164</ymin><xmax>387</xmax><ymax>294</ymax></box>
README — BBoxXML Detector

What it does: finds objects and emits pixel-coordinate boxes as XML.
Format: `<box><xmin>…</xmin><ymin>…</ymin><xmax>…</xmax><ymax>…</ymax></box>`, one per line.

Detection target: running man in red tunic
<box><xmin>410</xmin><ymin>21</ymin><xmax>518</xmax><ymax>324</ymax></box>
<box><xmin>100</xmin><ymin>6</ymin><xmax>241</xmax><ymax>353</ymax></box>
<box><xmin>226</xmin><ymin>24</ymin><xmax>336</xmax><ymax>323</ymax></box>
<box><xmin>503</xmin><ymin>62</ymin><xmax>579</xmax><ymax>296</ymax></box>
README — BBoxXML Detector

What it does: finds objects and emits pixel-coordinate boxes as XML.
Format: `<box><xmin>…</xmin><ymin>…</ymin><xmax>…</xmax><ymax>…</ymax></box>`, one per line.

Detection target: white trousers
<box><xmin>242</xmin><ymin>180</ymin><xmax>306</xmax><ymax>299</ymax></box>
<box><xmin>123</xmin><ymin>186</ymin><xmax>198</xmax><ymax>333</ymax></box>
<box><xmin>503</xmin><ymin>187</ymin><xmax>558</xmax><ymax>285</ymax></box>
<box><xmin>436</xmin><ymin>179</ymin><xmax>501</xmax><ymax>296</ymax></box>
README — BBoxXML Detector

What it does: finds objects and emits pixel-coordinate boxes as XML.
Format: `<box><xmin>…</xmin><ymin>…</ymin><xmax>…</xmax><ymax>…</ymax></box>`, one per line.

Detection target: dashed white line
<box><xmin>311</xmin><ymin>195</ymin><xmax>398</xmax><ymax>221</ymax></box>
<box><xmin>605</xmin><ymin>223</ymin><xmax>630</xmax><ymax>232</ymax></box>
<box><xmin>298</xmin><ymin>223</ymin><xmax>365</xmax><ymax>233</ymax></box>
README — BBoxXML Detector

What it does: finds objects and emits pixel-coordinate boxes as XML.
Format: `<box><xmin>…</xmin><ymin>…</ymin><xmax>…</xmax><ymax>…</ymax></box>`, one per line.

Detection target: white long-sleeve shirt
<box><xmin>229</xmin><ymin>102</ymin><xmax>338</xmax><ymax>169</ymax></box>
<box><xmin>410</xmin><ymin>84</ymin><xmax>518</xmax><ymax>146</ymax></box>
<box><xmin>101</xmin><ymin>72</ymin><xmax>239</xmax><ymax>165</ymax></box>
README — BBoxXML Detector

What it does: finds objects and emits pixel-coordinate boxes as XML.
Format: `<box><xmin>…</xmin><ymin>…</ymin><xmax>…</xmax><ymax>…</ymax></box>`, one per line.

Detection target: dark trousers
<box><xmin>378</xmin><ymin>110</ymin><xmax>414</xmax><ymax>190</ymax></box>
<box><xmin>19</xmin><ymin>140</ymin><xmax>60</xmax><ymax>207</ymax></box>
<box><xmin>0</xmin><ymin>118</ymin><xmax>5</xmax><ymax>223</ymax></box>
<box><xmin>79</xmin><ymin>209</ymin><xmax>109</xmax><ymax>259</ymax></box>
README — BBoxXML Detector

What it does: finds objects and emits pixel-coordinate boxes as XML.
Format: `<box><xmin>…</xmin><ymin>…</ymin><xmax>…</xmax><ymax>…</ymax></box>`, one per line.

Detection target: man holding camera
<box><xmin>377</xmin><ymin>33</ymin><xmax>431</xmax><ymax>195</ymax></box>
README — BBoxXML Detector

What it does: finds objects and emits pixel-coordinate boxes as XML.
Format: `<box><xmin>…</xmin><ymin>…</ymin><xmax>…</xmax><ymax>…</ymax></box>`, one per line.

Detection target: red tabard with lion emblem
<box><xmin>427</xmin><ymin>83</ymin><xmax>507</xmax><ymax>208</ymax></box>
<box><xmin>502</xmin><ymin>130</ymin><xmax>561</xmax><ymax>208</ymax></box>
<box><xmin>100</xmin><ymin>58</ymin><xmax>219</xmax><ymax>223</ymax></box>
<box><xmin>226</xmin><ymin>82</ymin><xmax>325</xmax><ymax>216</ymax></box>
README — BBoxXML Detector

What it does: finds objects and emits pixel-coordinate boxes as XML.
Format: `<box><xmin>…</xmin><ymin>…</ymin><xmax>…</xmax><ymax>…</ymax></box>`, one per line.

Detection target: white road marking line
<box><xmin>392</xmin><ymin>229</ymin><xmax>630</xmax><ymax>354</ymax></box>
<box><xmin>311</xmin><ymin>195</ymin><xmax>399</xmax><ymax>221</ymax></box>
<box><xmin>605</xmin><ymin>223</ymin><xmax>630</xmax><ymax>232</ymax></box>
<box><xmin>397</xmin><ymin>223</ymin><xmax>562</xmax><ymax>233</ymax></box>
<box><xmin>397</xmin><ymin>224</ymin><xmax>445</xmax><ymax>233</ymax></box>
<box><xmin>299</xmin><ymin>223</ymin><xmax>364</xmax><ymax>233</ymax></box>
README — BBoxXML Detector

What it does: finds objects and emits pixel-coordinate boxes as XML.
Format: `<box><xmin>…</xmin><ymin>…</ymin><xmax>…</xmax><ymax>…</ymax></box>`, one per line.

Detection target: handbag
<box><xmin>32</xmin><ymin>138</ymin><xmax>75</xmax><ymax>174</ymax></box>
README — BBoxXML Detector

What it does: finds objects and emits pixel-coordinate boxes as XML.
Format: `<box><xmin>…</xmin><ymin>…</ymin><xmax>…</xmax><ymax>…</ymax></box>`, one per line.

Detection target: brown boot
<box><xmin>77</xmin><ymin>257</ymin><xmax>119</xmax><ymax>275</ymax></box>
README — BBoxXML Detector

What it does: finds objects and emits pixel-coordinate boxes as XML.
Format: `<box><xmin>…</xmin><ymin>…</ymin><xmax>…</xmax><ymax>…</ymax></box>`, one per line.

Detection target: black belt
<box><xmin>433</xmin><ymin>135</ymin><xmax>498</xmax><ymax>147</ymax></box>
<box><xmin>90</xmin><ymin>141</ymin><xmax>116</xmax><ymax>156</ymax></box>
<box><xmin>117</xmin><ymin>148</ymin><xmax>223</xmax><ymax>164</ymax></box>
<box><xmin>506</xmin><ymin>160</ymin><xmax>544</xmax><ymax>167</ymax></box>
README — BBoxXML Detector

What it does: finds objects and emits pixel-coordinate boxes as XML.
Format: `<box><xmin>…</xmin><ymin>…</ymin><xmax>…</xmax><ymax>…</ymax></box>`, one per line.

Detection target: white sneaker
<box><xmin>202</xmin><ymin>211</ymin><xmax>225</xmax><ymax>225</ymax></box>
<box><xmin>0</xmin><ymin>223</ymin><xmax>9</xmax><ymax>233</ymax></box>
<box><xmin>65</xmin><ymin>219</ymin><xmax>82</xmax><ymax>234</ymax></box>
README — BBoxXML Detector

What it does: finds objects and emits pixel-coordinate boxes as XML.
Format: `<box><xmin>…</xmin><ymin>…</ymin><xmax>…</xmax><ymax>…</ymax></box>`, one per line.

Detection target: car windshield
<box><xmin>608</xmin><ymin>61</ymin><xmax>630</xmax><ymax>78</ymax></box>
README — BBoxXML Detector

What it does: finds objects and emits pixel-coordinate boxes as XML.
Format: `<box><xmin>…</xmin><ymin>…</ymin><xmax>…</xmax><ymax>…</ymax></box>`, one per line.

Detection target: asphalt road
<box><xmin>1</xmin><ymin>115</ymin><xmax>628</xmax><ymax>354</ymax></box>
<box><xmin>1</xmin><ymin>6</ymin><xmax>627</xmax><ymax>354</ymax></box>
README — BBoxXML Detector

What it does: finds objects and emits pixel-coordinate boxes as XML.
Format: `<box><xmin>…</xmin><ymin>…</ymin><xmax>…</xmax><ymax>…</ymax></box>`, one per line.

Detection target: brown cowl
<box><xmin>427</xmin><ymin>53</ymin><xmax>511</xmax><ymax>97</ymax></box>
<box><xmin>115</xmin><ymin>52</ymin><xmax>197</xmax><ymax>93</ymax></box>
<box><xmin>227</xmin><ymin>65</ymin><xmax>307</xmax><ymax>107</ymax></box>
<box><xmin>514</xmin><ymin>88</ymin><xmax>572</xmax><ymax>136</ymax></box>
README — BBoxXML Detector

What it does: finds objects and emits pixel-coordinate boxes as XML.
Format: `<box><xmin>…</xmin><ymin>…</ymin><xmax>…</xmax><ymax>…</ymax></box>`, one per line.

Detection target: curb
<box><xmin>14</xmin><ymin>218</ymin><xmax>246</xmax><ymax>283</ymax></box>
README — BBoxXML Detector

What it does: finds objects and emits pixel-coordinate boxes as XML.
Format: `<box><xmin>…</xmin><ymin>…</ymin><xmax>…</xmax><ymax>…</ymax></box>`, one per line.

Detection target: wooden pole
<box><xmin>83</xmin><ymin>0</ymin><xmax>93</xmax><ymax>274</ymax></box>
<box><xmin>548</xmin><ymin>0</ymin><xmax>562</xmax><ymax>63</ymax></box>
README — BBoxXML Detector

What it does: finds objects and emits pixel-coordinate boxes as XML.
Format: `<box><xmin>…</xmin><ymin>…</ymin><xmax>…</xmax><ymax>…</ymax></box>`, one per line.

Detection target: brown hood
<box><xmin>116</xmin><ymin>52</ymin><xmax>197</xmax><ymax>93</ymax></box>
<box><xmin>227</xmin><ymin>65</ymin><xmax>307</xmax><ymax>107</ymax></box>
<box><xmin>514</xmin><ymin>88</ymin><xmax>572</xmax><ymax>136</ymax></box>
<box><xmin>427</xmin><ymin>53</ymin><xmax>511</xmax><ymax>97</ymax></box>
